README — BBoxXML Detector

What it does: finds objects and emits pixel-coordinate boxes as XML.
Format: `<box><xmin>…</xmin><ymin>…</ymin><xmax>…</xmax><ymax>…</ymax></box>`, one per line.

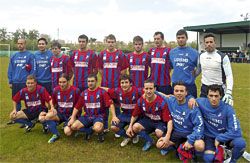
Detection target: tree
<box><xmin>28</xmin><ymin>29</ymin><xmax>39</xmax><ymax>40</ymax></box>
<box><xmin>0</xmin><ymin>28</ymin><xmax>10</xmax><ymax>42</ymax></box>
<box><xmin>11</xmin><ymin>29</ymin><xmax>21</xmax><ymax>42</ymax></box>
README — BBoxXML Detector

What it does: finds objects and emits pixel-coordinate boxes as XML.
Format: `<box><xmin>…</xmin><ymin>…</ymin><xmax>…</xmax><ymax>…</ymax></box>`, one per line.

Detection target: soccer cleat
<box><xmin>19</xmin><ymin>124</ymin><xmax>26</xmax><ymax>128</ymax></box>
<box><xmin>48</xmin><ymin>134</ymin><xmax>60</xmax><ymax>143</ymax></box>
<box><xmin>85</xmin><ymin>133</ymin><xmax>91</xmax><ymax>140</ymax></box>
<box><xmin>115</xmin><ymin>134</ymin><xmax>121</xmax><ymax>138</ymax></box>
<box><xmin>42</xmin><ymin>125</ymin><xmax>49</xmax><ymax>134</ymax></box>
<box><xmin>223</xmin><ymin>157</ymin><xmax>231</xmax><ymax>163</ymax></box>
<box><xmin>120</xmin><ymin>138</ymin><xmax>131</xmax><ymax>147</ymax></box>
<box><xmin>103</xmin><ymin>128</ymin><xmax>109</xmax><ymax>133</ymax></box>
<box><xmin>142</xmin><ymin>141</ymin><xmax>153</xmax><ymax>151</ymax></box>
<box><xmin>97</xmin><ymin>133</ymin><xmax>105</xmax><ymax>143</ymax></box>
<box><xmin>242</xmin><ymin>151</ymin><xmax>250</xmax><ymax>162</ymax></box>
<box><xmin>160</xmin><ymin>148</ymin><xmax>170</xmax><ymax>156</ymax></box>
<box><xmin>25</xmin><ymin>123</ymin><xmax>35</xmax><ymax>133</ymax></box>
<box><xmin>132</xmin><ymin>135</ymin><xmax>139</xmax><ymax>144</ymax></box>
<box><xmin>6</xmin><ymin>120</ymin><xmax>15</xmax><ymax>125</ymax></box>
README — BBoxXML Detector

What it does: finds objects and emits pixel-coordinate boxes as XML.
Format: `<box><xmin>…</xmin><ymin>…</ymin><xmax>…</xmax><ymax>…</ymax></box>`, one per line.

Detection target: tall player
<box><xmin>196</xmin><ymin>85</ymin><xmax>246</xmax><ymax>163</ymax></box>
<box><xmin>126</xmin><ymin>36</ymin><xmax>150</xmax><ymax>88</ymax></box>
<box><xmin>9</xmin><ymin>75</ymin><xmax>53</xmax><ymax>132</ymax></box>
<box><xmin>149</xmin><ymin>32</ymin><xmax>172</xmax><ymax>94</ymax></box>
<box><xmin>102</xmin><ymin>74</ymin><xmax>142</xmax><ymax>147</ymax></box>
<box><xmin>34</xmin><ymin>37</ymin><xmax>53</xmax><ymax>94</ymax></box>
<box><xmin>67</xmin><ymin>74</ymin><xmax>115</xmax><ymax>142</ymax></box>
<box><xmin>98</xmin><ymin>34</ymin><xmax>129</xmax><ymax>131</ymax></box>
<box><xmin>126</xmin><ymin>79</ymin><xmax>173</xmax><ymax>151</ymax></box>
<box><xmin>70</xmin><ymin>34</ymin><xmax>98</xmax><ymax>91</ymax></box>
<box><xmin>8</xmin><ymin>38</ymin><xmax>35</xmax><ymax>116</ymax></box>
<box><xmin>169</xmin><ymin>29</ymin><xmax>199</xmax><ymax>98</ymax></box>
<box><xmin>51</xmin><ymin>41</ymin><xmax>73</xmax><ymax>89</ymax></box>
<box><xmin>39</xmin><ymin>73</ymin><xmax>81</xmax><ymax>143</ymax></box>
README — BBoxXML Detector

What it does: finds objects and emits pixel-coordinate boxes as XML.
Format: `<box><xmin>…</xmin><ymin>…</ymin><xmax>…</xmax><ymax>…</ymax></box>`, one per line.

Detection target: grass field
<box><xmin>0</xmin><ymin>56</ymin><xmax>249</xmax><ymax>162</ymax></box>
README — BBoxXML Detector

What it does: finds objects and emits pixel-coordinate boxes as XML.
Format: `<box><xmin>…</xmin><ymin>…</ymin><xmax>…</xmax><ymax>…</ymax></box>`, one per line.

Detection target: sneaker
<box><xmin>48</xmin><ymin>134</ymin><xmax>60</xmax><ymax>143</ymax></box>
<box><xmin>142</xmin><ymin>141</ymin><xmax>153</xmax><ymax>151</ymax></box>
<box><xmin>103</xmin><ymin>128</ymin><xmax>109</xmax><ymax>133</ymax></box>
<box><xmin>6</xmin><ymin>120</ymin><xmax>15</xmax><ymax>125</ymax></box>
<box><xmin>132</xmin><ymin>135</ymin><xmax>139</xmax><ymax>144</ymax></box>
<box><xmin>242</xmin><ymin>151</ymin><xmax>250</xmax><ymax>162</ymax></box>
<box><xmin>25</xmin><ymin>123</ymin><xmax>35</xmax><ymax>133</ymax></box>
<box><xmin>161</xmin><ymin>148</ymin><xmax>170</xmax><ymax>156</ymax></box>
<box><xmin>120</xmin><ymin>138</ymin><xmax>131</xmax><ymax>147</ymax></box>
<box><xmin>42</xmin><ymin>125</ymin><xmax>49</xmax><ymax>134</ymax></box>
<box><xmin>223</xmin><ymin>157</ymin><xmax>231</xmax><ymax>163</ymax></box>
<box><xmin>98</xmin><ymin>133</ymin><xmax>105</xmax><ymax>142</ymax></box>
<box><xmin>19</xmin><ymin>124</ymin><xmax>26</xmax><ymax>128</ymax></box>
<box><xmin>115</xmin><ymin>134</ymin><xmax>121</xmax><ymax>138</ymax></box>
<box><xmin>85</xmin><ymin>133</ymin><xmax>91</xmax><ymax>140</ymax></box>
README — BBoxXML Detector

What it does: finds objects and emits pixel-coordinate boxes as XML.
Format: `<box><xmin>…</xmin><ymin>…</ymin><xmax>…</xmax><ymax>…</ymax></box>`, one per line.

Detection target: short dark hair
<box><xmin>51</xmin><ymin>41</ymin><xmax>61</xmax><ymax>49</ymax></box>
<box><xmin>173</xmin><ymin>81</ymin><xmax>187</xmax><ymax>91</ymax></box>
<box><xmin>37</xmin><ymin>37</ymin><xmax>48</xmax><ymax>44</ymax></box>
<box><xmin>88</xmin><ymin>73</ymin><xmax>97</xmax><ymax>81</ymax></box>
<box><xmin>133</xmin><ymin>36</ymin><xmax>143</xmax><ymax>44</ymax></box>
<box><xmin>204</xmin><ymin>33</ymin><xmax>215</xmax><ymax>41</ymax></box>
<box><xmin>176</xmin><ymin>29</ymin><xmax>188</xmax><ymax>38</ymax></box>
<box><xmin>207</xmin><ymin>84</ymin><xmax>223</xmax><ymax>96</ymax></box>
<box><xmin>59</xmin><ymin>73</ymin><xmax>70</xmax><ymax>81</ymax></box>
<box><xmin>154</xmin><ymin>31</ymin><xmax>164</xmax><ymax>40</ymax></box>
<box><xmin>120</xmin><ymin>74</ymin><xmax>132</xmax><ymax>83</ymax></box>
<box><xmin>144</xmin><ymin>79</ymin><xmax>155</xmax><ymax>87</ymax></box>
<box><xmin>106</xmin><ymin>34</ymin><xmax>116</xmax><ymax>42</ymax></box>
<box><xmin>78</xmin><ymin>34</ymin><xmax>88</xmax><ymax>42</ymax></box>
<box><xmin>26</xmin><ymin>74</ymin><xmax>37</xmax><ymax>82</ymax></box>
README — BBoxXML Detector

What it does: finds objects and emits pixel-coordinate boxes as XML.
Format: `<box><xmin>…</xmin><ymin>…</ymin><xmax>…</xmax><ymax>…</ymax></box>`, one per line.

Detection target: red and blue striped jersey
<box><xmin>70</xmin><ymin>50</ymin><xmax>98</xmax><ymax>90</ymax></box>
<box><xmin>127</xmin><ymin>52</ymin><xmax>150</xmax><ymax>87</ymax></box>
<box><xmin>149</xmin><ymin>47</ymin><xmax>171</xmax><ymax>86</ymax></box>
<box><xmin>75</xmin><ymin>87</ymin><xmax>113</xmax><ymax>118</ymax></box>
<box><xmin>98</xmin><ymin>49</ymin><xmax>129</xmax><ymax>88</ymax></box>
<box><xmin>52</xmin><ymin>85</ymin><xmax>81</xmax><ymax>119</ymax></box>
<box><xmin>13</xmin><ymin>85</ymin><xmax>51</xmax><ymax>112</ymax></box>
<box><xmin>108</xmin><ymin>86</ymin><xmax>143</xmax><ymax>115</ymax></box>
<box><xmin>132</xmin><ymin>95</ymin><xmax>172</xmax><ymax>122</ymax></box>
<box><xmin>51</xmin><ymin>55</ymin><xmax>72</xmax><ymax>89</ymax></box>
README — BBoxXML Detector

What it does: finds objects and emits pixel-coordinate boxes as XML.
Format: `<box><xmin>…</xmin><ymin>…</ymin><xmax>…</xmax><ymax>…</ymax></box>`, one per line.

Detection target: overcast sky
<box><xmin>0</xmin><ymin>0</ymin><xmax>249</xmax><ymax>43</ymax></box>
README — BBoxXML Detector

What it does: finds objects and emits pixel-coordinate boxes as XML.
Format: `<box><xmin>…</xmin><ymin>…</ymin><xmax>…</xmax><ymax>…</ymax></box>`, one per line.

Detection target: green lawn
<box><xmin>0</xmin><ymin>57</ymin><xmax>249</xmax><ymax>162</ymax></box>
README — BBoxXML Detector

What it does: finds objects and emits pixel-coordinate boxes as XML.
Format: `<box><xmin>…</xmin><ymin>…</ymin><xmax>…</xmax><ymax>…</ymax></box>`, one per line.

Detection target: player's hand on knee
<box><xmin>67</xmin><ymin>118</ymin><xmax>75</xmax><ymax>127</ymax></box>
<box><xmin>10</xmin><ymin>110</ymin><xmax>17</xmax><ymax>119</ymax></box>
<box><xmin>49</xmin><ymin>108</ymin><xmax>57</xmax><ymax>116</ymax></box>
<box><xmin>183</xmin><ymin>141</ymin><xmax>193</xmax><ymax>150</ymax></box>
<box><xmin>126</xmin><ymin>127</ymin><xmax>134</xmax><ymax>137</ymax></box>
<box><xmin>222</xmin><ymin>93</ymin><xmax>233</xmax><ymax>106</ymax></box>
<box><xmin>111</xmin><ymin>116</ymin><xmax>120</xmax><ymax>125</ymax></box>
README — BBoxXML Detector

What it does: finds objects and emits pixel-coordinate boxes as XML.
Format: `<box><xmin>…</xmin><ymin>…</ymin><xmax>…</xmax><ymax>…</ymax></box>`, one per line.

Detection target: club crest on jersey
<box><xmin>155</xmin><ymin>106</ymin><xmax>159</xmax><ymax>111</ymax></box>
<box><xmin>84</xmin><ymin>92</ymin><xmax>88</xmax><ymax>100</ymax></box>
<box><xmin>182</xmin><ymin>112</ymin><xmax>186</xmax><ymax>116</ymax></box>
<box><xmin>25</xmin><ymin>93</ymin><xmax>29</xmax><ymax>100</ymax></box>
<box><xmin>142</xmin><ymin>102</ymin><xmax>146</xmax><ymax>111</ymax></box>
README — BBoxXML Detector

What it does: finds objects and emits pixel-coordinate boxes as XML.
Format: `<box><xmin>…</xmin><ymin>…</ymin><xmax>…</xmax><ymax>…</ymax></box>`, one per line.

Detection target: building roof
<box><xmin>184</xmin><ymin>20</ymin><xmax>250</xmax><ymax>34</ymax></box>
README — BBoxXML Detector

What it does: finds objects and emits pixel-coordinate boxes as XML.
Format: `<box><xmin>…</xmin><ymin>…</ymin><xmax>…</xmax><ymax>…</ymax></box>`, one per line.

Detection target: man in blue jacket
<box><xmin>157</xmin><ymin>81</ymin><xmax>204</xmax><ymax>158</ymax></box>
<box><xmin>8</xmin><ymin>38</ymin><xmax>35</xmax><ymax>114</ymax></box>
<box><xmin>197</xmin><ymin>84</ymin><xmax>246</xmax><ymax>163</ymax></box>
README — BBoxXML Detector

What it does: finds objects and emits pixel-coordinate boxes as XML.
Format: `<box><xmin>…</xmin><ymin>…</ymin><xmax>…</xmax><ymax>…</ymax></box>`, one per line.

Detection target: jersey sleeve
<box><xmin>222</xmin><ymin>55</ymin><xmax>233</xmax><ymax>93</ymax></box>
<box><xmin>12</xmin><ymin>89</ymin><xmax>23</xmax><ymax>103</ymax></box>
<box><xmin>98</xmin><ymin>52</ymin><xmax>104</xmax><ymax>70</ymax></box>
<box><xmin>161</xmin><ymin>103</ymin><xmax>172</xmax><ymax>122</ymax></box>
<box><xmin>187</xmin><ymin>108</ymin><xmax>204</xmax><ymax>145</ymax></box>
<box><xmin>132</xmin><ymin>100</ymin><xmax>142</xmax><ymax>117</ymax></box>
<box><xmin>7</xmin><ymin>56</ymin><xmax>13</xmax><ymax>84</ymax></box>
<box><xmin>51</xmin><ymin>90</ymin><xmax>58</xmax><ymax>106</ymax></box>
<box><xmin>41</xmin><ymin>88</ymin><xmax>52</xmax><ymax>103</ymax></box>
<box><xmin>90</xmin><ymin>51</ymin><xmax>98</xmax><ymax>74</ymax></box>
<box><xmin>107</xmin><ymin>88</ymin><xmax>118</xmax><ymax>100</ymax></box>
<box><xmin>102</xmin><ymin>91</ymin><xmax>113</xmax><ymax>107</ymax></box>
<box><xmin>74</xmin><ymin>92</ymin><xmax>85</xmax><ymax>110</ymax></box>
<box><xmin>29</xmin><ymin>52</ymin><xmax>36</xmax><ymax>76</ymax></box>
<box><xmin>120</xmin><ymin>51</ymin><xmax>129</xmax><ymax>70</ymax></box>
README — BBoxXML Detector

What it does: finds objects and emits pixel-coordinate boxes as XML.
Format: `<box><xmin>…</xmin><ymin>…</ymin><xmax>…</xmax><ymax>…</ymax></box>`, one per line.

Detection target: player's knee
<box><xmin>155</xmin><ymin>129</ymin><xmax>163</xmax><ymax>138</ymax></box>
<box><xmin>64</xmin><ymin>126</ymin><xmax>72</xmax><ymax>136</ymax></box>
<box><xmin>71</xmin><ymin>123</ymin><xmax>80</xmax><ymax>131</ymax></box>
<box><xmin>233</xmin><ymin>137</ymin><xmax>246</xmax><ymax>149</ymax></box>
<box><xmin>111</xmin><ymin>125</ymin><xmax>119</xmax><ymax>133</ymax></box>
<box><xmin>93</xmin><ymin>123</ymin><xmax>103</xmax><ymax>133</ymax></box>
<box><xmin>194</xmin><ymin>140</ymin><xmax>205</xmax><ymax>152</ymax></box>
<box><xmin>132</xmin><ymin>123</ymin><xmax>142</xmax><ymax>133</ymax></box>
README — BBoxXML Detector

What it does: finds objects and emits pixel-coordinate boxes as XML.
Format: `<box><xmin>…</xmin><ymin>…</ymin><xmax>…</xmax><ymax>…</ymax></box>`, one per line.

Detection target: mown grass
<box><xmin>0</xmin><ymin>57</ymin><xmax>249</xmax><ymax>162</ymax></box>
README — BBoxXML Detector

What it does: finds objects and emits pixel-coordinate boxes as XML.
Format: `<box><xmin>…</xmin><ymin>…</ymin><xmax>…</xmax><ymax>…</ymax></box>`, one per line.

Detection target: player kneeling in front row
<box><xmin>67</xmin><ymin>74</ymin><xmax>114</xmax><ymax>142</ymax></box>
<box><xmin>39</xmin><ymin>74</ymin><xmax>81</xmax><ymax>143</ymax></box>
<box><xmin>196</xmin><ymin>85</ymin><xmax>246</xmax><ymax>163</ymax></box>
<box><xmin>126</xmin><ymin>79</ymin><xmax>173</xmax><ymax>151</ymax></box>
<box><xmin>156</xmin><ymin>81</ymin><xmax>204</xmax><ymax>162</ymax></box>
<box><xmin>102</xmin><ymin>74</ymin><xmax>142</xmax><ymax>147</ymax></box>
<box><xmin>9</xmin><ymin>75</ymin><xmax>53</xmax><ymax>132</ymax></box>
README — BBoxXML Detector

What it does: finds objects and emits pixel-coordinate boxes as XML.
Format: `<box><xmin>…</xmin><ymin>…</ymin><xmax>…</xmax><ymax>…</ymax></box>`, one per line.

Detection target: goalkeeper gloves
<box><xmin>222</xmin><ymin>90</ymin><xmax>233</xmax><ymax>106</ymax></box>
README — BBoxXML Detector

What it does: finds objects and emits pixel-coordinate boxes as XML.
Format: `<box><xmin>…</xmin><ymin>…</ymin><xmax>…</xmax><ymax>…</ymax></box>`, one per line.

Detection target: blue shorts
<box><xmin>156</xmin><ymin>85</ymin><xmax>172</xmax><ymax>95</ymax></box>
<box><xmin>78</xmin><ymin>116</ymin><xmax>103</xmax><ymax>128</ymax></box>
<box><xmin>23</xmin><ymin>108</ymin><xmax>43</xmax><ymax>120</ymax></box>
<box><xmin>57</xmin><ymin>112</ymin><xmax>70</xmax><ymax>126</ymax></box>
<box><xmin>38</xmin><ymin>81</ymin><xmax>52</xmax><ymax>95</ymax></box>
<box><xmin>111</xmin><ymin>113</ymin><xmax>131</xmax><ymax>129</ymax></box>
<box><xmin>204</xmin><ymin>136</ymin><xmax>235</xmax><ymax>151</ymax></box>
<box><xmin>137</xmin><ymin>117</ymin><xmax>167</xmax><ymax>134</ymax></box>
<box><xmin>170</xmin><ymin>130</ymin><xmax>189</xmax><ymax>147</ymax></box>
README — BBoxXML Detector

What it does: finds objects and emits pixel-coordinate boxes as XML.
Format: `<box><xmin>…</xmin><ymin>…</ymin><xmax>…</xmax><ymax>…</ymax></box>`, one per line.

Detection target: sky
<box><xmin>0</xmin><ymin>0</ymin><xmax>249</xmax><ymax>43</ymax></box>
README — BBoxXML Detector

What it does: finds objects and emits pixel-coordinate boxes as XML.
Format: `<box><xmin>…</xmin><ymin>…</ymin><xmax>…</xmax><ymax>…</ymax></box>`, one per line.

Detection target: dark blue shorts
<box><xmin>38</xmin><ymin>81</ymin><xmax>52</xmax><ymax>95</ymax></box>
<box><xmin>204</xmin><ymin>136</ymin><xmax>234</xmax><ymax>151</ymax></box>
<box><xmin>170</xmin><ymin>130</ymin><xmax>189</xmax><ymax>147</ymax></box>
<box><xmin>78</xmin><ymin>116</ymin><xmax>103</xmax><ymax>128</ymax></box>
<box><xmin>57</xmin><ymin>112</ymin><xmax>70</xmax><ymax>126</ymax></box>
<box><xmin>156</xmin><ymin>85</ymin><xmax>172</xmax><ymax>95</ymax></box>
<box><xmin>111</xmin><ymin>113</ymin><xmax>131</xmax><ymax>129</ymax></box>
<box><xmin>23</xmin><ymin>108</ymin><xmax>43</xmax><ymax>120</ymax></box>
<box><xmin>137</xmin><ymin>117</ymin><xmax>167</xmax><ymax>134</ymax></box>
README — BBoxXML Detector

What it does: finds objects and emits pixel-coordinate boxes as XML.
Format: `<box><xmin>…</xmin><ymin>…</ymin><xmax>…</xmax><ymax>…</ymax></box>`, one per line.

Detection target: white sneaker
<box><xmin>223</xmin><ymin>157</ymin><xmax>231</xmax><ymax>163</ymax></box>
<box><xmin>120</xmin><ymin>138</ymin><xmax>131</xmax><ymax>147</ymax></box>
<box><xmin>242</xmin><ymin>151</ymin><xmax>250</xmax><ymax>162</ymax></box>
<box><xmin>132</xmin><ymin>135</ymin><xmax>139</xmax><ymax>144</ymax></box>
<box><xmin>115</xmin><ymin>134</ymin><xmax>121</xmax><ymax>138</ymax></box>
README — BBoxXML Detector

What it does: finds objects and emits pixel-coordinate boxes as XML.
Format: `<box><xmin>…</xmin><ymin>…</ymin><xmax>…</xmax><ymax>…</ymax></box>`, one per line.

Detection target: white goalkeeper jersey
<box><xmin>198</xmin><ymin>50</ymin><xmax>233</xmax><ymax>92</ymax></box>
